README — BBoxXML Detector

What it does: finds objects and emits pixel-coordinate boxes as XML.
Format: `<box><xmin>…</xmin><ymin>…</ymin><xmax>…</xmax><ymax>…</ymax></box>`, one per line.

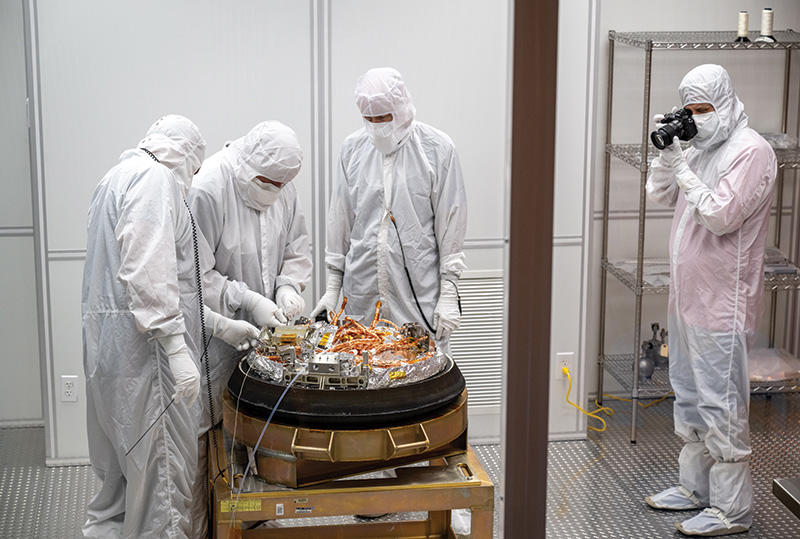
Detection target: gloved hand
<box><xmin>275</xmin><ymin>285</ymin><xmax>305</xmax><ymax>321</ymax></box>
<box><xmin>433</xmin><ymin>278</ymin><xmax>461</xmax><ymax>341</ymax></box>
<box><xmin>205</xmin><ymin>306</ymin><xmax>260</xmax><ymax>351</ymax></box>
<box><xmin>157</xmin><ymin>334</ymin><xmax>200</xmax><ymax>406</ymax></box>
<box><xmin>310</xmin><ymin>267</ymin><xmax>344</xmax><ymax>321</ymax></box>
<box><xmin>652</xmin><ymin>105</ymin><xmax>678</xmax><ymax>125</ymax></box>
<box><xmin>659</xmin><ymin>136</ymin><xmax>686</xmax><ymax>170</ymax></box>
<box><xmin>242</xmin><ymin>290</ymin><xmax>288</xmax><ymax>328</ymax></box>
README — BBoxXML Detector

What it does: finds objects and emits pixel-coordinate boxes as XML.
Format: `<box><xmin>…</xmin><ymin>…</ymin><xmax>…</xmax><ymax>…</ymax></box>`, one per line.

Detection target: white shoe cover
<box><xmin>675</xmin><ymin>508</ymin><xmax>750</xmax><ymax>536</ymax></box>
<box><xmin>646</xmin><ymin>486</ymin><xmax>704</xmax><ymax>510</ymax></box>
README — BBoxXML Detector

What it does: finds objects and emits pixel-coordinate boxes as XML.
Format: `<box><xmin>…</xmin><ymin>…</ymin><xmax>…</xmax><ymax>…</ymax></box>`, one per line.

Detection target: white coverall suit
<box><xmin>187</xmin><ymin>120</ymin><xmax>309</xmax><ymax>535</ymax></box>
<box><xmin>645</xmin><ymin>65</ymin><xmax>777</xmax><ymax>534</ymax></box>
<box><xmin>322</xmin><ymin>68</ymin><xmax>467</xmax><ymax>347</ymax></box>
<box><xmin>82</xmin><ymin>116</ymin><xmax>209</xmax><ymax>538</ymax></box>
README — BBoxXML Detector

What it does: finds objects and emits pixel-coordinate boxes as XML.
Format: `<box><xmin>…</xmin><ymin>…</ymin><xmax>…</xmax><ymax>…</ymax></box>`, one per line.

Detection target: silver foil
<box><xmin>368</xmin><ymin>349</ymin><xmax>447</xmax><ymax>389</ymax></box>
<box><xmin>244</xmin><ymin>336</ymin><xmax>446</xmax><ymax>389</ymax></box>
<box><xmin>246</xmin><ymin>351</ymin><xmax>285</xmax><ymax>382</ymax></box>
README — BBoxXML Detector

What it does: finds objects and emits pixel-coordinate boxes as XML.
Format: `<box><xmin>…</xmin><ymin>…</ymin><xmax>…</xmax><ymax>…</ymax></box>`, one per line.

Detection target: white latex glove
<box><xmin>275</xmin><ymin>285</ymin><xmax>305</xmax><ymax>321</ymax></box>
<box><xmin>433</xmin><ymin>278</ymin><xmax>461</xmax><ymax>341</ymax></box>
<box><xmin>204</xmin><ymin>306</ymin><xmax>260</xmax><ymax>351</ymax></box>
<box><xmin>652</xmin><ymin>106</ymin><xmax>678</xmax><ymax>125</ymax></box>
<box><xmin>157</xmin><ymin>334</ymin><xmax>200</xmax><ymax>406</ymax></box>
<box><xmin>242</xmin><ymin>290</ymin><xmax>288</xmax><ymax>327</ymax></box>
<box><xmin>659</xmin><ymin>136</ymin><xmax>686</xmax><ymax>170</ymax></box>
<box><xmin>310</xmin><ymin>267</ymin><xmax>343</xmax><ymax>321</ymax></box>
<box><xmin>656</xmin><ymin>135</ymin><xmax>703</xmax><ymax>192</ymax></box>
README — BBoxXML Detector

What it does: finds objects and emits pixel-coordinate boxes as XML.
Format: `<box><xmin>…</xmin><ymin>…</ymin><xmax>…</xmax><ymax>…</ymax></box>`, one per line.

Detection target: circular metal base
<box><xmin>221</xmin><ymin>389</ymin><xmax>469</xmax><ymax>486</ymax></box>
<box><xmin>226</xmin><ymin>354</ymin><xmax>466</xmax><ymax>429</ymax></box>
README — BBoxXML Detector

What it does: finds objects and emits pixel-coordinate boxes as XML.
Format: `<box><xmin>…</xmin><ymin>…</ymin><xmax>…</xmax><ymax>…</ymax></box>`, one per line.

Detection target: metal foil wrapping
<box><xmin>246</xmin><ymin>351</ymin><xmax>285</xmax><ymax>382</ymax></box>
<box><xmin>368</xmin><ymin>349</ymin><xmax>448</xmax><ymax>389</ymax></box>
<box><xmin>247</xmin><ymin>334</ymin><xmax>447</xmax><ymax>390</ymax></box>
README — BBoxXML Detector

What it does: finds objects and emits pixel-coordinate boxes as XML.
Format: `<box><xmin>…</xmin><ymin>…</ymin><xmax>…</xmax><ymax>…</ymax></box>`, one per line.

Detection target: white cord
<box><xmin>228</xmin><ymin>360</ymin><xmax>254</xmax><ymax>486</ymax></box>
<box><xmin>229</xmin><ymin>371</ymin><xmax>303</xmax><ymax>530</ymax></box>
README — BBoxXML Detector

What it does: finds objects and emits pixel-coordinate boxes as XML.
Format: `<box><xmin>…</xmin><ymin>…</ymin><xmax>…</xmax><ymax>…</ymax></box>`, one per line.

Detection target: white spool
<box><xmin>737</xmin><ymin>11</ymin><xmax>749</xmax><ymax>38</ymax></box>
<box><xmin>760</xmin><ymin>7</ymin><xmax>774</xmax><ymax>37</ymax></box>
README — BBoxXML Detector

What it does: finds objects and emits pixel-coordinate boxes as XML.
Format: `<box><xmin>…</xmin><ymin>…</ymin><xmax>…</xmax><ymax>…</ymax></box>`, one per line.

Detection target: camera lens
<box><xmin>651</xmin><ymin>131</ymin><xmax>667</xmax><ymax>150</ymax></box>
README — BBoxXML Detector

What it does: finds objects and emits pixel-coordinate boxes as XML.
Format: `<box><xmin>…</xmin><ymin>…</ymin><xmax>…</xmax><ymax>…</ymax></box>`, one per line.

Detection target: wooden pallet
<box><xmin>209</xmin><ymin>426</ymin><xmax>494</xmax><ymax>538</ymax></box>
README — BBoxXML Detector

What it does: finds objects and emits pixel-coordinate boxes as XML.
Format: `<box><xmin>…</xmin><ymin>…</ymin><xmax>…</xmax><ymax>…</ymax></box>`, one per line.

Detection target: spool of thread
<box><xmin>760</xmin><ymin>7</ymin><xmax>774</xmax><ymax>38</ymax></box>
<box><xmin>737</xmin><ymin>11</ymin><xmax>749</xmax><ymax>38</ymax></box>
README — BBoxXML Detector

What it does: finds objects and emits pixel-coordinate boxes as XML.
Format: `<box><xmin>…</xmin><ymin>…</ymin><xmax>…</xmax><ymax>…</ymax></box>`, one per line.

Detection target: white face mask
<box><xmin>365</xmin><ymin>120</ymin><xmax>398</xmax><ymax>155</ymax></box>
<box><xmin>245</xmin><ymin>180</ymin><xmax>281</xmax><ymax>210</ymax></box>
<box><xmin>691</xmin><ymin>112</ymin><xmax>721</xmax><ymax>150</ymax></box>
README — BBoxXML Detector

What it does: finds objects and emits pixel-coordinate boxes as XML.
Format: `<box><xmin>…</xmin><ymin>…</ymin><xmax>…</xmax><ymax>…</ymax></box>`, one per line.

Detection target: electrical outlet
<box><xmin>557</xmin><ymin>352</ymin><xmax>575</xmax><ymax>375</ymax></box>
<box><xmin>61</xmin><ymin>375</ymin><xmax>78</xmax><ymax>402</ymax></box>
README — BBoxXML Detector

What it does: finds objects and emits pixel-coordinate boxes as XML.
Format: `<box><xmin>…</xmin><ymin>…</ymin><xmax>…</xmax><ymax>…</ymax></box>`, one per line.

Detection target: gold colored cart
<box><xmin>209</xmin><ymin>429</ymin><xmax>495</xmax><ymax>538</ymax></box>
<box><xmin>221</xmin><ymin>390</ymin><xmax>469</xmax><ymax>487</ymax></box>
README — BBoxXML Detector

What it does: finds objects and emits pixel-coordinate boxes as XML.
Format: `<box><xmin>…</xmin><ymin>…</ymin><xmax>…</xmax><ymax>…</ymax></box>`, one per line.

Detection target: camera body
<box><xmin>650</xmin><ymin>108</ymin><xmax>698</xmax><ymax>150</ymax></box>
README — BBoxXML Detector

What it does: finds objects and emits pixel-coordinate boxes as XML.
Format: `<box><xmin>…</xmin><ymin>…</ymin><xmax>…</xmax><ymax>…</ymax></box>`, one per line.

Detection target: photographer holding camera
<box><xmin>644</xmin><ymin>64</ymin><xmax>777</xmax><ymax>536</ymax></box>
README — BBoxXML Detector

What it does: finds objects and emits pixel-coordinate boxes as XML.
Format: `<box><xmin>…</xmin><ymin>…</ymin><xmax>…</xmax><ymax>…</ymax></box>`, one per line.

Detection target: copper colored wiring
<box><xmin>370</xmin><ymin>301</ymin><xmax>382</xmax><ymax>328</ymax></box>
<box><xmin>331</xmin><ymin>296</ymin><xmax>348</xmax><ymax>325</ymax></box>
<box><xmin>378</xmin><ymin>319</ymin><xmax>399</xmax><ymax>330</ymax></box>
<box><xmin>256</xmin><ymin>300</ymin><xmax>436</xmax><ymax>371</ymax></box>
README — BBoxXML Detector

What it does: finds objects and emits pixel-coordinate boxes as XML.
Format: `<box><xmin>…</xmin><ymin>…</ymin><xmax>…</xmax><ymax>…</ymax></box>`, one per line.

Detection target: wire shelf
<box><xmin>602</xmin><ymin>259</ymin><xmax>670</xmax><ymax>295</ymax></box>
<box><xmin>607</xmin><ymin>144</ymin><xmax>800</xmax><ymax>171</ymax></box>
<box><xmin>604</xmin><ymin>259</ymin><xmax>800</xmax><ymax>294</ymax></box>
<box><xmin>602</xmin><ymin>354</ymin><xmax>800</xmax><ymax>398</ymax></box>
<box><xmin>610</xmin><ymin>30</ymin><xmax>800</xmax><ymax>50</ymax></box>
<box><xmin>602</xmin><ymin>354</ymin><xmax>672</xmax><ymax>399</ymax></box>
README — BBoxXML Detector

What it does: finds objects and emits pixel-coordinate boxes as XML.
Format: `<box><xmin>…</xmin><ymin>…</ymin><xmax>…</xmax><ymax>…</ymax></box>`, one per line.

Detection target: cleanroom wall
<box><xmin>25</xmin><ymin>0</ymin><xmax>516</xmax><ymax>461</ymax></box>
<box><xmin>0</xmin><ymin>0</ymin><xmax>42</xmax><ymax>426</ymax></box>
<box><xmin>586</xmin><ymin>0</ymin><xmax>800</xmax><ymax>400</ymax></box>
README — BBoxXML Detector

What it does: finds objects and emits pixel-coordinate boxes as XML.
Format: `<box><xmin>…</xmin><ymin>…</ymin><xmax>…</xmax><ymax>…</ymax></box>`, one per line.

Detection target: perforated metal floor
<box><xmin>1</xmin><ymin>394</ymin><xmax>798</xmax><ymax>538</ymax></box>
<box><xmin>546</xmin><ymin>393</ymin><xmax>800</xmax><ymax>538</ymax></box>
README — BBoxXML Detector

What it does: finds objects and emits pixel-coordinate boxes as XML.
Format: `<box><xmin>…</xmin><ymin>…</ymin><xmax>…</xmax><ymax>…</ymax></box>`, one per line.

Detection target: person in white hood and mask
<box><xmin>187</xmin><ymin>120</ymin><xmax>310</xmax><ymax>535</ymax></box>
<box><xmin>312</xmin><ymin>67</ymin><xmax>467</xmax><ymax>350</ymax></box>
<box><xmin>645</xmin><ymin>65</ymin><xmax>777</xmax><ymax>536</ymax></box>
<box><xmin>82</xmin><ymin>115</ymin><xmax>260</xmax><ymax>538</ymax></box>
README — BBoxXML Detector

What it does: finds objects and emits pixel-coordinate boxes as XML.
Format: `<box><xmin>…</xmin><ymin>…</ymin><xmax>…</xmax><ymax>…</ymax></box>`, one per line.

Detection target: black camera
<box><xmin>650</xmin><ymin>108</ymin><xmax>697</xmax><ymax>150</ymax></box>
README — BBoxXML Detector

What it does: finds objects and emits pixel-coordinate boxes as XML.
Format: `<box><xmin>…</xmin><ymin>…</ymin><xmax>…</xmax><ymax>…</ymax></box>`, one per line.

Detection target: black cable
<box><xmin>184</xmin><ymin>200</ymin><xmax>226</xmax><ymax>483</ymax></box>
<box><xmin>139</xmin><ymin>146</ymin><xmax>226</xmax><ymax>480</ymax></box>
<box><xmin>388</xmin><ymin>212</ymin><xmax>436</xmax><ymax>334</ymax></box>
<box><xmin>125</xmin><ymin>398</ymin><xmax>174</xmax><ymax>456</ymax></box>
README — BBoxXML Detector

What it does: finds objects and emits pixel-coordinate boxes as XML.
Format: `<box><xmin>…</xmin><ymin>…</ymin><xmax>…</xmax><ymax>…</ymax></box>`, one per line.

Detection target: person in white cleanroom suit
<box><xmin>311</xmin><ymin>67</ymin><xmax>467</xmax><ymax>349</ymax></box>
<box><xmin>644</xmin><ymin>65</ymin><xmax>777</xmax><ymax>536</ymax></box>
<box><xmin>187</xmin><ymin>120</ymin><xmax>309</xmax><ymax>536</ymax></box>
<box><xmin>82</xmin><ymin>115</ymin><xmax>260</xmax><ymax>538</ymax></box>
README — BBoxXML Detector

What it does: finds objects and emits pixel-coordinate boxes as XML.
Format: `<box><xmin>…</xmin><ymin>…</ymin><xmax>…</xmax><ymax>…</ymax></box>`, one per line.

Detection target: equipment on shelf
<box><xmin>651</xmin><ymin>108</ymin><xmax>697</xmax><ymax>150</ymax></box>
<box><xmin>637</xmin><ymin>322</ymin><xmax>668</xmax><ymax>383</ymax></box>
<box><xmin>735</xmin><ymin>11</ymin><xmax>750</xmax><ymax>43</ymax></box>
<box><xmin>756</xmin><ymin>8</ymin><xmax>777</xmax><ymax>43</ymax></box>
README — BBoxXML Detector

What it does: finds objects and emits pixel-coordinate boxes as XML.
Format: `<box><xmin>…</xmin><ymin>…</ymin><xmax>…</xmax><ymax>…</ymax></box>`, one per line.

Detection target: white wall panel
<box><xmin>0</xmin><ymin>0</ymin><xmax>40</xmax><ymax>425</ymax></box>
<box><xmin>330</xmin><ymin>0</ymin><xmax>509</xmax><ymax>242</ymax></box>
<box><xmin>0</xmin><ymin>0</ymin><xmax>33</xmax><ymax>228</ymax></box>
<box><xmin>0</xmin><ymin>237</ymin><xmax>41</xmax><ymax>423</ymax></box>
<box><xmin>553</xmin><ymin>0</ymin><xmax>594</xmax><ymax>238</ymax></box>
<box><xmin>548</xmin><ymin>244</ymin><xmax>585</xmax><ymax>437</ymax></box>
<box><xmin>36</xmin><ymin>0</ymin><xmax>313</xmax><ymax>252</ymax></box>
<box><xmin>47</xmin><ymin>258</ymin><xmax>85</xmax><ymax>458</ymax></box>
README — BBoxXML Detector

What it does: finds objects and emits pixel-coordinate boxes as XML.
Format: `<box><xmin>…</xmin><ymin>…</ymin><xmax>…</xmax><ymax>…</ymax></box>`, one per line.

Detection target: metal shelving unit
<box><xmin>597</xmin><ymin>29</ymin><xmax>800</xmax><ymax>443</ymax></box>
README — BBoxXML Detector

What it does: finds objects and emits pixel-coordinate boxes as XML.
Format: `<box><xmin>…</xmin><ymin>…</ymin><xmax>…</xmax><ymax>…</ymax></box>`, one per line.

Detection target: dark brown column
<box><xmin>503</xmin><ymin>1</ymin><xmax>558</xmax><ymax>537</ymax></box>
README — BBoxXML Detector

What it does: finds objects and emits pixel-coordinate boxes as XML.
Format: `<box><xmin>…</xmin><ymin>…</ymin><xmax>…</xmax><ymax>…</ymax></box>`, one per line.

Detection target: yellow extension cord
<box><xmin>560</xmin><ymin>366</ymin><xmax>674</xmax><ymax>432</ymax></box>
<box><xmin>556</xmin><ymin>367</ymin><xmax>673</xmax><ymax>516</ymax></box>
